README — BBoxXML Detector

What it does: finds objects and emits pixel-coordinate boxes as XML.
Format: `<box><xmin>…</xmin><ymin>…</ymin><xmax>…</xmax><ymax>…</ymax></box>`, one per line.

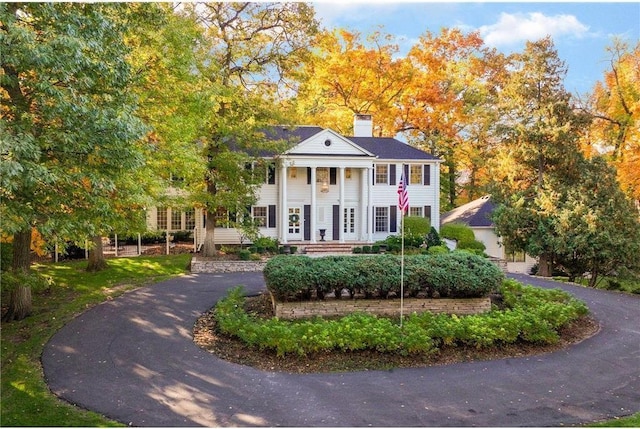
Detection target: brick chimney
<box><xmin>353</xmin><ymin>114</ymin><xmax>373</xmax><ymax>137</ymax></box>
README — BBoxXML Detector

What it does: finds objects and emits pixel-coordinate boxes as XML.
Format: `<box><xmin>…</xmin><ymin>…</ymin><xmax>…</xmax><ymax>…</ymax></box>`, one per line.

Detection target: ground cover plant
<box><xmin>210</xmin><ymin>279</ymin><xmax>588</xmax><ymax>358</ymax></box>
<box><xmin>0</xmin><ymin>254</ymin><xmax>191</xmax><ymax>427</ymax></box>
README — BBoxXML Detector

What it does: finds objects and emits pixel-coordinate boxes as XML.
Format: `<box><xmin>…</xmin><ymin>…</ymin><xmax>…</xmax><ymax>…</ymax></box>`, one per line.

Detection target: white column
<box><xmin>367</xmin><ymin>166</ymin><xmax>373</xmax><ymax>243</ymax></box>
<box><xmin>280</xmin><ymin>164</ymin><xmax>288</xmax><ymax>244</ymax></box>
<box><xmin>339</xmin><ymin>166</ymin><xmax>345</xmax><ymax>243</ymax></box>
<box><xmin>360</xmin><ymin>167</ymin><xmax>368</xmax><ymax>241</ymax></box>
<box><xmin>310</xmin><ymin>167</ymin><xmax>317</xmax><ymax>243</ymax></box>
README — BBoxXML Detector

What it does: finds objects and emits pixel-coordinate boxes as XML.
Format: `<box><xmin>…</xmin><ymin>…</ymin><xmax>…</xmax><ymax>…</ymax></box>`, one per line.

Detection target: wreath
<box><xmin>289</xmin><ymin>213</ymin><xmax>300</xmax><ymax>224</ymax></box>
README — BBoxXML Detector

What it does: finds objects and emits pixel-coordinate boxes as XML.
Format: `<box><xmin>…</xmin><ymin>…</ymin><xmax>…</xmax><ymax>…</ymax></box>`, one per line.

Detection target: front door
<box><xmin>343</xmin><ymin>207</ymin><xmax>357</xmax><ymax>240</ymax></box>
<box><xmin>288</xmin><ymin>207</ymin><xmax>302</xmax><ymax>241</ymax></box>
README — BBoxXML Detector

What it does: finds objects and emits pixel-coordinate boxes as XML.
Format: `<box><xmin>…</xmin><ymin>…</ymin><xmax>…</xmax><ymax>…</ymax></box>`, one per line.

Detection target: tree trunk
<box><xmin>200</xmin><ymin>209</ymin><xmax>218</xmax><ymax>257</ymax></box>
<box><xmin>536</xmin><ymin>252</ymin><xmax>552</xmax><ymax>277</ymax></box>
<box><xmin>87</xmin><ymin>235</ymin><xmax>108</xmax><ymax>272</ymax></box>
<box><xmin>3</xmin><ymin>228</ymin><xmax>33</xmax><ymax>322</ymax></box>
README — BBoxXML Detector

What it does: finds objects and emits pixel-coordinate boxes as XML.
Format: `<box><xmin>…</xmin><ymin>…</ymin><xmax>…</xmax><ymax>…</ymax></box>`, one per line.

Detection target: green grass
<box><xmin>553</xmin><ymin>274</ymin><xmax>640</xmax><ymax>294</ymax></box>
<box><xmin>1</xmin><ymin>254</ymin><xmax>191</xmax><ymax>427</ymax></box>
<box><xmin>588</xmin><ymin>412</ymin><xmax>640</xmax><ymax>427</ymax></box>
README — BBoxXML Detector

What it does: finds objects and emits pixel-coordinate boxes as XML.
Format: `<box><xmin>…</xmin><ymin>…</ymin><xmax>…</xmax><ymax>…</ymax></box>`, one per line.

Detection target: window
<box><xmin>171</xmin><ymin>210</ymin><xmax>182</xmax><ymax>230</ymax></box>
<box><xmin>375</xmin><ymin>164</ymin><xmax>388</xmax><ymax>184</ymax></box>
<box><xmin>409</xmin><ymin>206</ymin><xmax>423</xmax><ymax>217</ymax></box>
<box><xmin>185</xmin><ymin>209</ymin><xmax>195</xmax><ymax>230</ymax></box>
<box><xmin>267</xmin><ymin>163</ymin><xmax>276</xmax><ymax>185</ymax></box>
<box><xmin>252</xmin><ymin>206</ymin><xmax>267</xmax><ymax>227</ymax></box>
<box><xmin>316</xmin><ymin>167</ymin><xmax>329</xmax><ymax>183</ymax></box>
<box><xmin>410</xmin><ymin>165</ymin><xmax>422</xmax><ymax>185</ymax></box>
<box><xmin>375</xmin><ymin>207</ymin><xmax>389</xmax><ymax>232</ymax></box>
<box><xmin>157</xmin><ymin>207</ymin><xmax>167</xmax><ymax>230</ymax></box>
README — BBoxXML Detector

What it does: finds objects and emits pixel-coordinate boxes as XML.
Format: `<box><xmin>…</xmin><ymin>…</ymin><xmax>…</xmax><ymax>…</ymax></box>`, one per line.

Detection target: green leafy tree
<box><xmin>179</xmin><ymin>2</ymin><xmax>318</xmax><ymax>256</ymax></box>
<box><xmin>490</xmin><ymin>37</ymin><xmax>588</xmax><ymax>276</ymax></box>
<box><xmin>1</xmin><ymin>3</ymin><xmax>146</xmax><ymax>319</ymax></box>
<box><xmin>551</xmin><ymin>157</ymin><xmax>640</xmax><ymax>286</ymax></box>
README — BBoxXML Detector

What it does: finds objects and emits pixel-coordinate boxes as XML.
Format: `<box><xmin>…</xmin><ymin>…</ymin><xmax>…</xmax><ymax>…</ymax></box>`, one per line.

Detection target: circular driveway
<box><xmin>42</xmin><ymin>272</ymin><xmax>640</xmax><ymax>427</ymax></box>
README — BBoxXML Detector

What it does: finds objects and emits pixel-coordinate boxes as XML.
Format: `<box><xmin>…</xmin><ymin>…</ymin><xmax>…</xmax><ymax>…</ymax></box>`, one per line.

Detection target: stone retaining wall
<box><xmin>274</xmin><ymin>296</ymin><xmax>491</xmax><ymax>319</ymax></box>
<box><xmin>190</xmin><ymin>257</ymin><xmax>266</xmax><ymax>273</ymax></box>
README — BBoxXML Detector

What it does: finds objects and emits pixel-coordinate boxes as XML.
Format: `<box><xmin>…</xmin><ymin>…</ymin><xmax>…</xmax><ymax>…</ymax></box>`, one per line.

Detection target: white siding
<box><xmin>287</xmin><ymin>130</ymin><xmax>370</xmax><ymax>156</ymax></box>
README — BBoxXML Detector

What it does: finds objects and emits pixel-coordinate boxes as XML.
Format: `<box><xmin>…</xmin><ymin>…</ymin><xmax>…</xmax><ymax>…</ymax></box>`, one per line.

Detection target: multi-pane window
<box><xmin>185</xmin><ymin>209</ymin><xmax>195</xmax><ymax>230</ymax></box>
<box><xmin>410</xmin><ymin>165</ymin><xmax>422</xmax><ymax>185</ymax></box>
<box><xmin>171</xmin><ymin>210</ymin><xmax>182</xmax><ymax>230</ymax></box>
<box><xmin>375</xmin><ymin>164</ymin><xmax>388</xmax><ymax>184</ymax></box>
<box><xmin>375</xmin><ymin>207</ymin><xmax>389</xmax><ymax>232</ymax></box>
<box><xmin>252</xmin><ymin>206</ymin><xmax>267</xmax><ymax>227</ymax></box>
<box><xmin>157</xmin><ymin>207</ymin><xmax>167</xmax><ymax>230</ymax></box>
<box><xmin>409</xmin><ymin>206</ymin><xmax>423</xmax><ymax>217</ymax></box>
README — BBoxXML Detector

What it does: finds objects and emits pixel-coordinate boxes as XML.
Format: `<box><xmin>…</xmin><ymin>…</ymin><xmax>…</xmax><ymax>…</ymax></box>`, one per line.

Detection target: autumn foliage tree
<box><xmin>295</xmin><ymin>29</ymin><xmax>413</xmax><ymax>136</ymax></box>
<box><xmin>581</xmin><ymin>39</ymin><xmax>640</xmax><ymax>205</ymax></box>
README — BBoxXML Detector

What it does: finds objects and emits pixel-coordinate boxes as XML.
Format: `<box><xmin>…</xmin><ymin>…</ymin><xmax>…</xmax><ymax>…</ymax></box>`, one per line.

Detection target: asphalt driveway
<box><xmin>42</xmin><ymin>272</ymin><xmax>640</xmax><ymax>427</ymax></box>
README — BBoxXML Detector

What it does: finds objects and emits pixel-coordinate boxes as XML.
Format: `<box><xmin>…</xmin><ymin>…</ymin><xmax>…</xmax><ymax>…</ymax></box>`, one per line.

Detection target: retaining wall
<box><xmin>190</xmin><ymin>257</ymin><xmax>266</xmax><ymax>273</ymax></box>
<box><xmin>274</xmin><ymin>296</ymin><xmax>491</xmax><ymax>319</ymax></box>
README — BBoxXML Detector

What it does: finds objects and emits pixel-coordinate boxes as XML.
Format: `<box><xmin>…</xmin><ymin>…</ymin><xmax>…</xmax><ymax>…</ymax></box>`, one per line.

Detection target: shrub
<box><xmin>263</xmin><ymin>255</ymin><xmax>314</xmax><ymax>301</ymax></box>
<box><xmin>440</xmin><ymin>223</ymin><xmax>475</xmax><ymax>242</ymax></box>
<box><xmin>265</xmin><ymin>253</ymin><xmax>503</xmax><ymax>301</ymax></box>
<box><xmin>238</xmin><ymin>249</ymin><xmax>251</xmax><ymax>260</ymax></box>
<box><xmin>403</xmin><ymin>216</ymin><xmax>432</xmax><ymax>247</ymax></box>
<box><xmin>427</xmin><ymin>245</ymin><xmax>449</xmax><ymax>255</ymax></box>
<box><xmin>425</xmin><ymin>226</ymin><xmax>443</xmax><ymax>248</ymax></box>
<box><xmin>214</xmin><ymin>279</ymin><xmax>588</xmax><ymax>356</ymax></box>
<box><xmin>362</xmin><ymin>245</ymin><xmax>371</xmax><ymax>254</ymax></box>
<box><xmin>352</xmin><ymin>247</ymin><xmax>362</xmax><ymax>254</ymax></box>
<box><xmin>252</xmin><ymin>236</ymin><xmax>279</xmax><ymax>253</ymax></box>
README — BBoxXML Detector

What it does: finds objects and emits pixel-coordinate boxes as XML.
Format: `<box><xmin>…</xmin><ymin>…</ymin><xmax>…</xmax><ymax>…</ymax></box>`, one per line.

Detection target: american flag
<box><xmin>397</xmin><ymin>172</ymin><xmax>409</xmax><ymax>215</ymax></box>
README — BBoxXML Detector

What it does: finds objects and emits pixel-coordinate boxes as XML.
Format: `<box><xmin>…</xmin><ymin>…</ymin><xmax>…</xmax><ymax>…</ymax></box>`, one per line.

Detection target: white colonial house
<box><xmin>147</xmin><ymin>115</ymin><xmax>442</xmax><ymax>248</ymax></box>
<box><xmin>440</xmin><ymin>195</ymin><xmax>537</xmax><ymax>273</ymax></box>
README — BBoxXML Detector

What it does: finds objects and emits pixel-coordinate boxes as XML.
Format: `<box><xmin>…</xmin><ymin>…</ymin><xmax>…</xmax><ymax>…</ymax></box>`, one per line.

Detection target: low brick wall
<box><xmin>274</xmin><ymin>296</ymin><xmax>491</xmax><ymax>319</ymax></box>
<box><xmin>190</xmin><ymin>257</ymin><xmax>266</xmax><ymax>273</ymax></box>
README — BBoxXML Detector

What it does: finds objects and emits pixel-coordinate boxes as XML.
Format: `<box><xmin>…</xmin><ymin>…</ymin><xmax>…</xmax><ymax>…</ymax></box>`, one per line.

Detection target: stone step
<box><xmin>303</xmin><ymin>243</ymin><xmax>356</xmax><ymax>255</ymax></box>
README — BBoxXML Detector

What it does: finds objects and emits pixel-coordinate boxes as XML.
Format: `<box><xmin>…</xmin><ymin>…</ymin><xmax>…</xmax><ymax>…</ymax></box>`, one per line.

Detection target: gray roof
<box><xmin>349</xmin><ymin>137</ymin><xmax>440</xmax><ymax>161</ymax></box>
<box><xmin>440</xmin><ymin>195</ymin><xmax>496</xmax><ymax>228</ymax></box>
<box><xmin>259</xmin><ymin>126</ymin><xmax>440</xmax><ymax>161</ymax></box>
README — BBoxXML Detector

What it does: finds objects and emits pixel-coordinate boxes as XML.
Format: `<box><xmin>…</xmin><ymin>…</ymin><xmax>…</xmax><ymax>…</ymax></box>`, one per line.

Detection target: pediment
<box><xmin>285</xmin><ymin>129</ymin><xmax>375</xmax><ymax>157</ymax></box>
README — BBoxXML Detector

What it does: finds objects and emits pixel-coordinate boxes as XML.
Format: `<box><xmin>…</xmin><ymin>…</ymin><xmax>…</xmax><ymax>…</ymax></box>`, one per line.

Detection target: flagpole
<box><xmin>400</xmin><ymin>209</ymin><xmax>405</xmax><ymax>327</ymax></box>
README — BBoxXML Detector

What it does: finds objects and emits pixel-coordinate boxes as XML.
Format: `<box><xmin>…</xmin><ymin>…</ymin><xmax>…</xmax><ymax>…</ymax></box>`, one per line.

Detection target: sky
<box><xmin>311</xmin><ymin>1</ymin><xmax>640</xmax><ymax>95</ymax></box>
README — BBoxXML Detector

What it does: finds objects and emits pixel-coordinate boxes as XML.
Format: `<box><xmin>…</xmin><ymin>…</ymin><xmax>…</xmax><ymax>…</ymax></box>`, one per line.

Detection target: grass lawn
<box><xmin>0</xmin><ymin>254</ymin><xmax>191</xmax><ymax>427</ymax></box>
<box><xmin>1</xmin><ymin>253</ymin><xmax>637</xmax><ymax>427</ymax></box>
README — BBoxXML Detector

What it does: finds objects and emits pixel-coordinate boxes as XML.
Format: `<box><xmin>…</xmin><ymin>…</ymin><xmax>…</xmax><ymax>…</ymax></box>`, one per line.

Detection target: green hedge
<box><xmin>264</xmin><ymin>253</ymin><xmax>504</xmax><ymax>301</ymax></box>
<box><xmin>214</xmin><ymin>280</ymin><xmax>589</xmax><ymax>357</ymax></box>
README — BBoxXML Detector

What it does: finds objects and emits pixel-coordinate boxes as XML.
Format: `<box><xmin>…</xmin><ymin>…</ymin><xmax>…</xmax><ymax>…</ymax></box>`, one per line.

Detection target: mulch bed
<box><xmin>193</xmin><ymin>293</ymin><xmax>600</xmax><ymax>374</ymax></box>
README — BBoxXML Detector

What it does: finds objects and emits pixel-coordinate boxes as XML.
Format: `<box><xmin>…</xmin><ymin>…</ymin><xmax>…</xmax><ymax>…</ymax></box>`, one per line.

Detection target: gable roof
<box><xmin>263</xmin><ymin>125</ymin><xmax>324</xmax><ymax>144</ymax></box>
<box><xmin>256</xmin><ymin>125</ymin><xmax>441</xmax><ymax>162</ymax></box>
<box><xmin>349</xmin><ymin>137</ymin><xmax>440</xmax><ymax>161</ymax></box>
<box><xmin>440</xmin><ymin>195</ymin><xmax>496</xmax><ymax>228</ymax></box>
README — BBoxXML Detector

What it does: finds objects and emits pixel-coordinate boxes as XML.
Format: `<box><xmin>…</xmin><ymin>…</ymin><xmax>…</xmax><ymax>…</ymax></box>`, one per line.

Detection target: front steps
<box><xmin>302</xmin><ymin>242</ymin><xmax>362</xmax><ymax>255</ymax></box>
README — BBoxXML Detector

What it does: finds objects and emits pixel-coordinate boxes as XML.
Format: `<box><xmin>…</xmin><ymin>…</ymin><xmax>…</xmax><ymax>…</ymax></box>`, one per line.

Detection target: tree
<box><xmin>489</xmin><ymin>37</ymin><xmax>588</xmax><ymax>276</ymax></box>
<box><xmin>552</xmin><ymin>157</ymin><xmax>640</xmax><ymax>285</ymax></box>
<box><xmin>180</xmin><ymin>2</ymin><xmax>318</xmax><ymax>256</ymax></box>
<box><xmin>295</xmin><ymin>28</ymin><xmax>413</xmax><ymax>136</ymax></box>
<box><xmin>1</xmin><ymin>3</ymin><xmax>146</xmax><ymax>319</ymax></box>
<box><xmin>581</xmin><ymin>39</ymin><xmax>640</xmax><ymax>205</ymax></box>
<box><xmin>401</xmin><ymin>28</ymin><xmax>499</xmax><ymax>209</ymax></box>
